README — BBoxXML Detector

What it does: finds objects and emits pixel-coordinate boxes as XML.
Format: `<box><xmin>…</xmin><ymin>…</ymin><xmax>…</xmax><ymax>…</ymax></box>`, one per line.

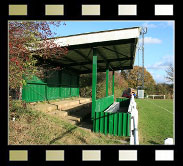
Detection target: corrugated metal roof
<box><xmin>37</xmin><ymin>27</ymin><xmax>141</xmax><ymax>74</ymax></box>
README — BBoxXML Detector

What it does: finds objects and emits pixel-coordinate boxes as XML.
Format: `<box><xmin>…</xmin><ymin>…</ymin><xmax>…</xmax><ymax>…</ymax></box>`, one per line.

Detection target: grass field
<box><xmin>136</xmin><ymin>99</ymin><xmax>174</xmax><ymax>145</ymax></box>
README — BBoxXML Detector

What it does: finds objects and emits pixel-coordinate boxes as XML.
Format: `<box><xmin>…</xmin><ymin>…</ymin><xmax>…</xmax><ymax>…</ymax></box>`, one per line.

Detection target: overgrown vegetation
<box><xmin>9</xmin><ymin>21</ymin><xmax>68</xmax><ymax>106</ymax></box>
<box><xmin>9</xmin><ymin>101</ymin><xmax>129</xmax><ymax>145</ymax></box>
<box><xmin>80</xmin><ymin>71</ymin><xmax>128</xmax><ymax>99</ymax></box>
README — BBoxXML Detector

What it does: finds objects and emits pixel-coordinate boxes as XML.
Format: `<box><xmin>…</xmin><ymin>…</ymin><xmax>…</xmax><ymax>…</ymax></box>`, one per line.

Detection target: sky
<box><xmin>50</xmin><ymin>21</ymin><xmax>174</xmax><ymax>84</ymax></box>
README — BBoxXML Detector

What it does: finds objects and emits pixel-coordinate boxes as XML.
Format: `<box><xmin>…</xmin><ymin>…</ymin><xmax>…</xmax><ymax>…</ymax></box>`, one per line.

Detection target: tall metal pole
<box><xmin>141</xmin><ymin>27</ymin><xmax>147</xmax><ymax>90</ymax></box>
<box><xmin>142</xmin><ymin>31</ymin><xmax>144</xmax><ymax>89</ymax></box>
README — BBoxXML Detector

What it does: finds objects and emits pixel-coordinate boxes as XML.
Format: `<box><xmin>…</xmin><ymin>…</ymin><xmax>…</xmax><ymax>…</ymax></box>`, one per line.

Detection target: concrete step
<box><xmin>62</xmin><ymin>103</ymin><xmax>92</xmax><ymax>120</ymax></box>
<box><xmin>51</xmin><ymin>98</ymin><xmax>92</xmax><ymax>111</ymax></box>
<box><xmin>66</xmin><ymin>116</ymin><xmax>81</xmax><ymax>125</ymax></box>
<box><xmin>28</xmin><ymin>98</ymin><xmax>92</xmax><ymax>125</ymax></box>
<box><xmin>58</xmin><ymin>100</ymin><xmax>80</xmax><ymax>110</ymax></box>
<box><xmin>28</xmin><ymin>103</ymin><xmax>57</xmax><ymax>113</ymax></box>
<box><xmin>79</xmin><ymin>98</ymin><xmax>92</xmax><ymax>104</ymax></box>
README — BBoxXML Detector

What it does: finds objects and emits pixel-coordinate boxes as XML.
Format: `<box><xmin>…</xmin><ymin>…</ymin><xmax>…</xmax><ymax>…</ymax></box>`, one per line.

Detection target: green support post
<box><xmin>112</xmin><ymin>71</ymin><xmax>114</xmax><ymax>95</ymax></box>
<box><xmin>101</xmin><ymin>66</ymin><xmax>109</xmax><ymax>134</ymax></box>
<box><xmin>92</xmin><ymin>48</ymin><xmax>97</xmax><ymax>131</ymax></box>
<box><xmin>106</xmin><ymin>66</ymin><xmax>109</xmax><ymax>96</ymax></box>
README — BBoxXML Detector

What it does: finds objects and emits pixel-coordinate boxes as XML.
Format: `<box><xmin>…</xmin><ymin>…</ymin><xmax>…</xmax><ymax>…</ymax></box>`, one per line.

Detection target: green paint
<box><xmin>106</xmin><ymin>67</ymin><xmax>109</xmax><ymax>96</ymax></box>
<box><xmin>93</xmin><ymin>114</ymin><xmax>96</xmax><ymax>132</ymax></box>
<box><xmin>127</xmin><ymin>113</ymin><xmax>131</xmax><ymax>136</ymax></box>
<box><xmin>118</xmin><ymin>112</ymin><xmax>123</xmax><ymax>136</ymax></box>
<box><xmin>109</xmin><ymin>113</ymin><xmax>114</xmax><ymax>135</ymax></box>
<box><xmin>104</xmin><ymin>112</ymin><xmax>108</xmax><ymax>135</ymax></box>
<box><xmin>112</xmin><ymin>71</ymin><xmax>114</xmax><ymax>95</ymax></box>
<box><xmin>113</xmin><ymin>113</ymin><xmax>118</xmax><ymax>136</ymax></box>
<box><xmin>95</xmin><ymin>95</ymin><xmax>114</xmax><ymax>112</ymax></box>
<box><xmin>100</xmin><ymin>112</ymin><xmax>104</xmax><ymax>133</ymax></box>
<box><xmin>95</xmin><ymin>112</ymin><xmax>100</xmax><ymax>133</ymax></box>
<box><xmin>122</xmin><ymin>113</ymin><xmax>127</xmax><ymax>136</ymax></box>
<box><xmin>22</xmin><ymin>71</ymin><xmax>79</xmax><ymax>102</ymax></box>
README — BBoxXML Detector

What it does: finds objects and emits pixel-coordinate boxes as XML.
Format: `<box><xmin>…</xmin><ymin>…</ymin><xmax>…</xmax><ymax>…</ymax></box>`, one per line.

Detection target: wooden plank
<box><xmin>118</xmin><ymin>112</ymin><xmax>122</xmax><ymax>136</ymax></box>
<box><xmin>95</xmin><ymin>112</ymin><xmax>100</xmax><ymax>133</ymax></box>
<box><xmin>100</xmin><ymin>112</ymin><xmax>104</xmax><ymax>134</ymax></box>
<box><xmin>127</xmin><ymin>113</ymin><xmax>131</xmax><ymax>136</ymax></box>
<box><xmin>113</xmin><ymin>113</ymin><xmax>118</xmax><ymax>136</ymax></box>
<box><xmin>122</xmin><ymin>113</ymin><xmax>127</xmax><ymax>136</ymax></box>
<box><xmin>109</xmin><ymin>113</ymin><xmax>114</xmax><ymax>135</ymax></box>
<box><xmin>104</xmin><ymin>112</ymin><xmax>108</xmax><ymax>135</ymax></box>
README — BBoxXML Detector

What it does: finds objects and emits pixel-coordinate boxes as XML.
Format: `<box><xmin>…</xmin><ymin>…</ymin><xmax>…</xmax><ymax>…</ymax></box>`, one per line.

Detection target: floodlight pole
<box><xmin>141</xmin><ymin>27</ymin><xmax>147</xmax><ymax>90</ymax></box>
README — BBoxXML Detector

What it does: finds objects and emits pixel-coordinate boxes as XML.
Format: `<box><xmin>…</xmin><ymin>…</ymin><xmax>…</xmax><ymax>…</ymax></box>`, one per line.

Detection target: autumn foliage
<box><xmin>9</xmin><ymin>21</ymin><xmax>68</xmax><ymax>98</ymax></box>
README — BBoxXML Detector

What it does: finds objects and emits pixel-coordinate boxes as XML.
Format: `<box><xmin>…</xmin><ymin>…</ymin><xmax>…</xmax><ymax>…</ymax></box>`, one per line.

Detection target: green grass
<box><xmin>136</xmin><ymin>99</ymin><xmax>174</xmax><ymax>145</ymax></box>
<box><xmin>9</xmin><ymin>101</ymin><xmax>129</xmax><ymax>145</ymax></box>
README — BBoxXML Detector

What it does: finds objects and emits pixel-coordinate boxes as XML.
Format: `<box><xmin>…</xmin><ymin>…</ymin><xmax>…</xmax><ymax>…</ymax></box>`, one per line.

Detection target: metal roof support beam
<box><xmin>56</xmin><ymin>57</ymin><xmax>132</xmax><ymax>68</ymax></box>
<box><xmin>35</xmin><ymin>56</ymin><xmax>81</xmax><ymax>74</ymax></box>
<box><xmin>96</xmin><ymin>49</ymin><xmax>114</xmax><ymax>70</ymax></box>
<box><xmin>102</xmin><ymin>46</ymin><xmax>130</xmax><ymax>58</ymax></box>
<box><xmin>79</xmin><ymin>66</ymin><xmax>132</xmax><ymax>74</ymax></box>
<box><xmin>113</xmin><ymin>45</ymin><xmax>123</xmax><ymax>67</ymax></box>
<box><xmin>62</xmin><ymin>56</ymin><xmax>91</xmax><ymax>71</ymax></box>
<box><xmin>73</xmin><ymin>49</ymin><xmax>103</xmax><ymax>70</ymax></box>
<box><xmin>74</xmin><ymin>49</ymin><xmax>92</xmax><ymax>62</ymax></box>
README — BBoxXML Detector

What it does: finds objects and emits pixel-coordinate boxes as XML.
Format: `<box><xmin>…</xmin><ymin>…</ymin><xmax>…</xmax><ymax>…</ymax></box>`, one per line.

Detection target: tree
<box><xmin>165</xmin><ymin>63</ymin><xmax>174</xmax><ymax>83</ymax></box>
<box><xmin>9</xmin><ymin>21</ymin><xmax>68</xmax><ymax>98</ymax></box>
<box><xmin>121</xmin><ymin>66</ymin><xmax>156</xmax><ymax>89</ymax></box>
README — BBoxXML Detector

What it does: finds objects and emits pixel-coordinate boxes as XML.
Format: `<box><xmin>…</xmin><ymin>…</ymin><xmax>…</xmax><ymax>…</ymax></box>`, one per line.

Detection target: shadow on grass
<box><xmin>49</xmin><ymin>126</ymin><xmax>78</xmax><ymax>144</ymax></box>
<box><xmin>49</xmin><ymin>125</ymin><xmax>89</xmax><ymax>144</ymax></box>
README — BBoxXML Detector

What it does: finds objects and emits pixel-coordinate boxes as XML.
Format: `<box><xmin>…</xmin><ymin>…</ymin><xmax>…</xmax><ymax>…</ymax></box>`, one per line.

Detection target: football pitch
<box><xmin>135</xmin><ymin>99</ymin><xmax>174</xmax><ymax>145</ymax></box>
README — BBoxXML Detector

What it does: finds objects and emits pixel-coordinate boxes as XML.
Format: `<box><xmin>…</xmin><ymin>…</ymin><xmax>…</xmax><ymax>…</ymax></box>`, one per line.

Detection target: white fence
<box><xmin>147</xmin><ymin>95</ymin><xmax>165</xmax><ymax>99</ymax></box>
<box><xmin>128</xmin><ymin>95</ymin><xmax>139</xmax><ymax>145</ymax></box>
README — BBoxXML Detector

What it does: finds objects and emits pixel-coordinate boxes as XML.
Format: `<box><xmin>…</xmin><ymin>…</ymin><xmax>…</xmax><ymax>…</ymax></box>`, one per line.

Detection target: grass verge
<box><xmin>136</xmin><ymin>99</ymin><xmax>174</xmax><ymax>145</ymax></box>
<box><xmin>9</xmin><ymin>101</ymin><xmax>129</xmax><ymax>145</ymax></box>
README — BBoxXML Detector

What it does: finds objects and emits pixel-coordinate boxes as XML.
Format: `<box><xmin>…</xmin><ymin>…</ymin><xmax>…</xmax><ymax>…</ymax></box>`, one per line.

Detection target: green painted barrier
<box><xmin>93</xmin><ymin>97</ymin><xmax>131</xmax><ymax>137</ymax></box>
<box><xmin>93</xmin><ymin>111</ymin><xmax>131</xmax><ymax>137</ymax></box>
<box><xmin>118</xmin><ymin>113</ymin><xmax>123</xmax><ymax>136</ymax></box>
<box><xmin>22</xmin><ymin>70</ymin><xmax>79</xmax><ymax>102</ymax></box>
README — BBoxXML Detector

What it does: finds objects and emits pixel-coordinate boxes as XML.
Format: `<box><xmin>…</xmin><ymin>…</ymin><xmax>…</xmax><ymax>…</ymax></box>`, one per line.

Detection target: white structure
<box><xmin>164</xmin><ymin>138</ymin><xmax>174</xmax><ymax>145</ymax></box>
<box><xmin>147</xmin><ymin>95</ymin><xmax>165</xmax><ymax>99</ymax></box>
<box><xmin>128</xmin><ymin>95</ymin><xmax>139</xmax><ymax>145</ymax></box>
<box><xmin>138</xmin><ymin>90</ymin><xmax>144</xmax><ymax>99</ymax></box>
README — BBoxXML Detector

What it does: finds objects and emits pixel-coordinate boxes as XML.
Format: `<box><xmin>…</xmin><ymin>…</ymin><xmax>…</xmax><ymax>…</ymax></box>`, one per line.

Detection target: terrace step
<box><xmin>62</xmin><ymin>102</ymin><xmax>92</xmax><ymax>121</ymax></box>
<box><xmin>28</xmin><ymin>98</ymin><xmax>92</xmax><ymax>125</ymax></box>
<box><xmin>52</xmin><ymin>98</ymin><xmax>92</xmax><ymax>111</ymax></box>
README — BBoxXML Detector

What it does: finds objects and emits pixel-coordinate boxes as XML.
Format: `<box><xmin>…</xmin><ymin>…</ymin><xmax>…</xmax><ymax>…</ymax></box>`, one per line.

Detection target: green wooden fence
<box><xmin>22</xmin><ymin>71</ymin><xmax>79</xmax><ymax>102</ymax></box>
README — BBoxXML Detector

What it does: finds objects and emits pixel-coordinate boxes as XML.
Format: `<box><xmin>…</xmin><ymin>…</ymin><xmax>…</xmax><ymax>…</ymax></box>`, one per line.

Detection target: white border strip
<box><xmin>118</xmin><ymin>5</ymin><xmax>137</xmax><ymax>15</ymax></box>
<box><xmin>155</xmin><ymin>5</ymin><xmax>173</xmax><ymax>16</ymax></box>
<box><xmin>155</xmin><ymin>150</ymin><xmax>174</xmax><ymax>161</ymax></box>
<box><xmin>119</xmin><ymin>150</ymin><xmax>137</xmax><ymax>161</ymax></box>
